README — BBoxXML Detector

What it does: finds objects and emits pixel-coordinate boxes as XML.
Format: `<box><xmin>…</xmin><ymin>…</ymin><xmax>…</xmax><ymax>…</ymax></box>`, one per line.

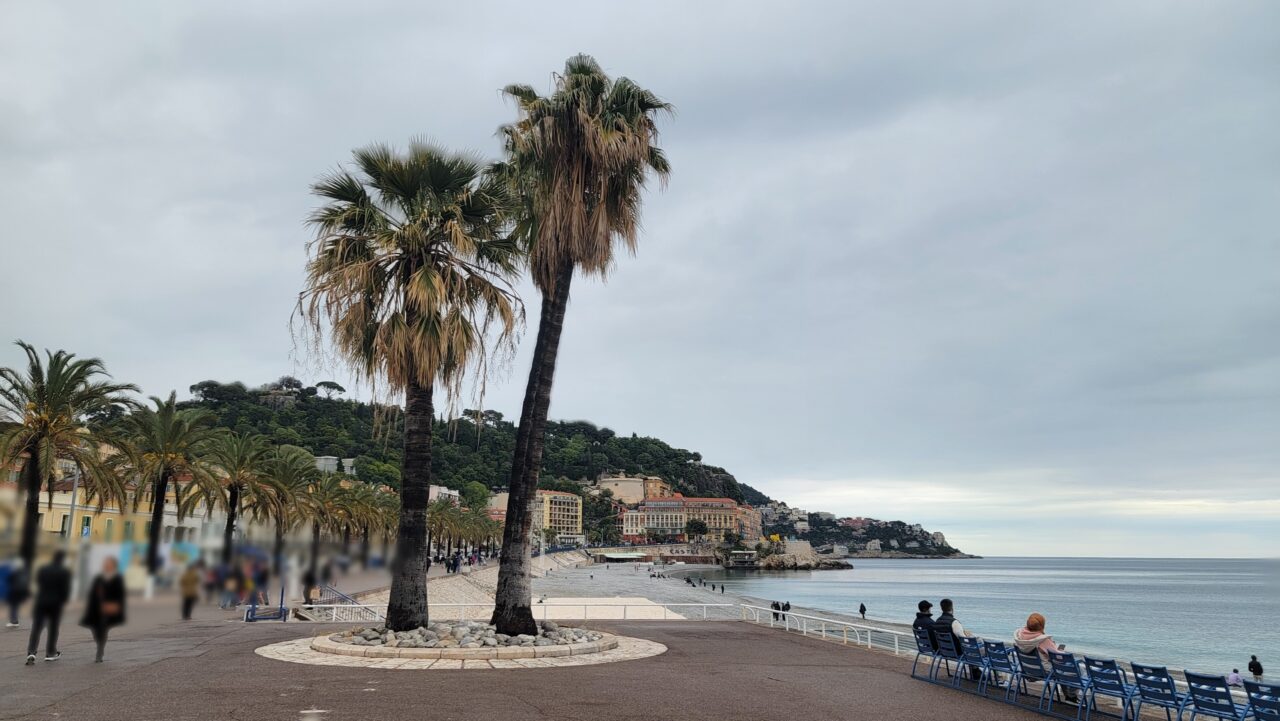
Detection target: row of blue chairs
<box><xmin>911</xmin><ymin>627</ymin><xmax>1276</xmax><ymax>721</ymax></box>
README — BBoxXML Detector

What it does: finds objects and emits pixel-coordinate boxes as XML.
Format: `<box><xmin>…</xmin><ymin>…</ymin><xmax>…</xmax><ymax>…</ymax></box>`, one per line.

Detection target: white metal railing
<box><xmin>300</xmin><ymin>602</ymin><xmax>739</xmax><ymax>623</ymax></box>
<box><xmin>739</xmin><ymin>604</ymin><xmax>913</xmax><ymax>656</ymax></box>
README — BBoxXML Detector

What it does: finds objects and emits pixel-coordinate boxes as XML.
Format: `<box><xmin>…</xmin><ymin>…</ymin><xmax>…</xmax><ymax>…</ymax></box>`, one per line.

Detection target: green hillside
<box><xmin>180</xmin><ymin>377</ymin><xmax>769</xmax><ymax>503</ymax></box>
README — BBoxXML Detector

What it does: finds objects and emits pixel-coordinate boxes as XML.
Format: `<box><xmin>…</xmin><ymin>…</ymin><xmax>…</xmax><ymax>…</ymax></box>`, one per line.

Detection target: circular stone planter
<box><xmin>311</xmin><ymin>632</ymin><xmax>619</xmax><ymax>660</ymax></box>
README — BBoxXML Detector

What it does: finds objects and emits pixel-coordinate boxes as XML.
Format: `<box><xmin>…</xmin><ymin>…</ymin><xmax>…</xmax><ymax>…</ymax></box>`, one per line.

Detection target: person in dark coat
<box><xmin>26</xmin><ymin>551</ymin><xmax>71</xmax><ymax>665</ymax></box>
<box><xmin>81</xmin><ymin>556</ymin><xmax>126</xmax><ymax>663</ymax></box>
<box><xmin>912</xmin><ymin>599</ymin><xmax>938</xmax><ymax>650</ymax></box>
<box><xmin>6</xmin><ymin>561</ymin><xmax>30</xmax><ymax>627</ymax></box>
<box><xmin>859</xmin><ymin>603</ymin><xmax>867</xmax><ymax>619</ymax></box>
<box><xmin>771</xmin><ymin>601</ymin><xmax>780</xmax><ymax>621</ymax></box>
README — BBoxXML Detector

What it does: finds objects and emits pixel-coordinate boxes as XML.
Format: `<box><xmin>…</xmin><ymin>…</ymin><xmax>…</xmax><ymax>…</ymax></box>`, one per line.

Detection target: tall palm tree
<box><xmin>193</xmin><ymin>432</ymin><xmax>272</xmax><ymax>564</ymax></box>
<box><xmin>302</xmin><ymin>474</ymin><xmax>351</xmax><ymax>583</ymax></box>
<box><xmin>427</xmin><ymin>497</ymin><xmax>461</xmax><ymax>558</ymax></box>
<box><xmin>298</xmin><ymin>140</ymin><xmax>522</xmax><ymax>631</ymax></box>
<box><xmin>0</xmin><ymin>342</ymin><xmax>136</xmax><ymax>571</ymax></box>
<box><xmin>118</xmin><ymin>393</ymin><xmax>219</xmax><ymax>574</ymax></box>
<box><xmin>491</xmin><ymin>55</ymin><xmax>671</xmax><ymax>634</ymax></box>
<box><xmin>262</xmin><ymin>445</ymin><xmax>320</xmax><ymax>575</ymax></box>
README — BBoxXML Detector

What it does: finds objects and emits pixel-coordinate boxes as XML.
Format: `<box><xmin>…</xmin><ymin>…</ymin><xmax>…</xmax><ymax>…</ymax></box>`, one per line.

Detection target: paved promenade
<box><xmin>3</xmin><ymin>604</ymin><xmax>1048</xmax><ymax>721</ymax></box>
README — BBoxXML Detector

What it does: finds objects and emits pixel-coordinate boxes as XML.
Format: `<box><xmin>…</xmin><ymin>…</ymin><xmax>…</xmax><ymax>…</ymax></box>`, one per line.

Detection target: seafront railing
<box><xmin>739</xmin><ymin>604</ymin><xmax>915</xmax><ymax>656</ymax></box>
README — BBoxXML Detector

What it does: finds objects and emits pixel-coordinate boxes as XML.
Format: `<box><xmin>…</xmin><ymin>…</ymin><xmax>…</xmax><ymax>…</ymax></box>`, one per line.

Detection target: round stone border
<box><xmin>311</xmin><ymin>632</ymin><xmax>618</xmax><ymax>660</ymax></box>
<box><xmin>255</xmin><ymin>634</ymin><xmax>666</xmax><ymax>670</ymax></box>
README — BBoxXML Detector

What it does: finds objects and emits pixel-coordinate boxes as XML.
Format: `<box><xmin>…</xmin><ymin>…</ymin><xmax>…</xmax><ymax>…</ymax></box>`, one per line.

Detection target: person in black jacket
<box><xmin>1249</xmin><ymin>655</ymin><xmax>1264</xmax><ymax>682</ymax></box>
<box><xmin>912</xmin><ymin>600</ymin><xmax>938</xmax><ymax>650</ymax></box>
<box><xmin>25</xmin><ymin>551</ymin><xmax>71</xmax><ymax>665</ymax></box>
<box><xmin>81</xmin><ymin>556</ymin><xmax>126</xmax><ymax>663</ymax></box>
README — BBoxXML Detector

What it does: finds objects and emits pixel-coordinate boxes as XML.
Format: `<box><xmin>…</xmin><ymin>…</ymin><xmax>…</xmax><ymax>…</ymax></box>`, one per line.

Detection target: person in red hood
<box><xmin>1014</xmin><ymin>612</ymin><xmax>1077</xmax><ymax>703</ymax></box>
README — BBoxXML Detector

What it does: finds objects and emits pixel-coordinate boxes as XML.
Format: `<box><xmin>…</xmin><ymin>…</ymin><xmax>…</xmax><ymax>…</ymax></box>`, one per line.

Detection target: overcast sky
<box><xmin>3</xmin><ymin>1</ymin><xmax>1277</xmax><ymax>557</ymax></box>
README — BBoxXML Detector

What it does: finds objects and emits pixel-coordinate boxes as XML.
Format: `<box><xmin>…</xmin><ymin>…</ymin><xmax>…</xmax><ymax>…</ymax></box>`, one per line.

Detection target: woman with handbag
<box><xmin>81</xmin><ymin>556</ymin><xmax>126</xmax><ymax>663</ymax></box>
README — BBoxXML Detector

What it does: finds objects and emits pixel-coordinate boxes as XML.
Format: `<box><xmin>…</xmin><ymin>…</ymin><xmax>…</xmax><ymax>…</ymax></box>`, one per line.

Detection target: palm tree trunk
<box><xmin>18</xmin><ymin>452</ymin><xmax>42</xmax><ymax>571</ymax></box>
<box><xmin>309</xmin><ymin>520</ymin><xmax>321</xmax><ymax>580</ymax></box>
<box><xmin>222</xmin><ymin>484</ymin><xmax>240</xmax><ymax>564</ymax></box>
<box><xmin>359</xmin><ymin>524</ymin><xmax>370</xmax><ymax>569</ymax></box>
<box><xmin>273</xmin><ymin>523</ymin><xmax>285</xmax><ymax>577</ymax></box>
<box><xmin>492</xmin><ymin>260</ymin><xmax>573</xmax><ymax>635</ymax></box>
<box><xmin>147</xmin><ymin>471</ymin><xmax>170</xmax><ymax>574</ymax></box>
<box><xmin>385</xmin><ymin>378</ymin><xmax>433</xmax><ymax>631</ymax></box>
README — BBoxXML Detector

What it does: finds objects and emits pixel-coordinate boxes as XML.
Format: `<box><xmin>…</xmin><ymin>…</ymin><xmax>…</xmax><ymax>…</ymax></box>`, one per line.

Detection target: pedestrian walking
<box><xmin>1249</xmin><ymin>655</ymin><xmax>1264</xmax><ymax>682</ymax></box>
<box><xmin>25</xmin><ymin>551</ymin><xmax>71</xmax><ymax>665</ymax></box>
<box><xmin>859</xmin><ymin>603</ymin><xmax>866</xmax><ymax>619</ymax></box>
<box><xmin>6</xmin><ymin>560</ymin><xmax>30</xmax><ymax>627</ymax></box>
<box><xmin>781</xmin><ymin>601</ymin><xmax>790</xmax><ymax>621</ymax></box>
<box><xmin>82</xmin><ymin>556</ymin><xmax>126</xmax><ymax>663</ymax></box>
<box><xmin>770</xmin><ymin>601</ymin><xmax>779</xmax><ymax>621</ymax></box>
<box><xmin>180</xmin><ymin>562</ymin><xmax>201</xmax><ymax>620</ymax></box>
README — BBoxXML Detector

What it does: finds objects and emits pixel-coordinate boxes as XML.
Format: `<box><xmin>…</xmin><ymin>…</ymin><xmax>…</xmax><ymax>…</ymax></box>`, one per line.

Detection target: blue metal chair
<box><xmin>984</xmin><ymin>640</ymin><xmax>1020</xmax><ymax>702</ymax></box>
<box><xmin>1048</xmin><ymin>651</ymin><xmax>1092</xmax><ymax>720</ymax></box>
<box><xmin>911</xmin><ymin>627</ymin><xmax>943</xmax><ymax>681</ymax></box>
<box><xmin>1243</xmin><ymin>681</ymin><xmax>1279</xmax><ymax>720</ymax></box>
<box><xmin>934</xmin><ymin>631</ymin><xmax>964</xmax><ymax>688</ymax></box>
<box><xmin>1181</xmin><ymin>671</ymin><xmax>1255</xmax><ymax>721</ymax></box>
<box><xmin>1015</xmin><ymin>647</ymin><xmax>1057</xmax><ymax>711</ymax></box>
<box><xmin>1132</xmin><ymin>664</ymin><xmax>1190</xmax><ymax>721</ymax></box>
<box><xmin>1083</xmin><ymin>656</ymin><xmax>1137</xmax><ymax>721</ymax></box>
<box><xmin>959</xmin><ymin>637</ymin><xmax>993</xmax><ymax>693</ymax></box>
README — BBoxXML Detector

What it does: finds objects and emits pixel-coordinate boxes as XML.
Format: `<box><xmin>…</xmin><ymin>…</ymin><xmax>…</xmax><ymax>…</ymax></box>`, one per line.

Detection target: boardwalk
<box><xmin>3</xmin><ymin>611</ymin><xmax>1045</xmax><ymax>721</ymax></box>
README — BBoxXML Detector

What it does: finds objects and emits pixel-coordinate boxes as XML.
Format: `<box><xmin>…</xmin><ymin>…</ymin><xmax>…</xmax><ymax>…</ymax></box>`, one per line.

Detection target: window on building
<box><xmin>60</xmin><ymin>514</ymin><xmax>70</xmax><ymax>537</ymax></box>
<box><xmin>123</xmin><ymin>520</ymin><xmax>133</xmax><ymax>542</ymax></box>
<box><xmin>80</xmin><ymin>516</ymin><xmax>92</xmax><ymax>539</ymax></box>
<box><xmin>144</xmin><ymin>521</ymin><xmax>152</xmax><ymax>540</ymax></box>
<box><xmin>105</xmin><ymin>519</ymin><xmax>114</xmax><ymax>542</ymax></box>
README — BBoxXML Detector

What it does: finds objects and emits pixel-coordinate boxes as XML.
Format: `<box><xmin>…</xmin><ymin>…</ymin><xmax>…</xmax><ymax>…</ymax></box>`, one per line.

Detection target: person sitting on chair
<box><xmin>1014</xmin><ymin>612</ymin><xmax>1077</xmax><ymax>702</ymax></box>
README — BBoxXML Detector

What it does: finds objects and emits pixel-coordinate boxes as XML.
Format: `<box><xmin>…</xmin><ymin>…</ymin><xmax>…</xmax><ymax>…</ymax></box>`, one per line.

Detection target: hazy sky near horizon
<box><xmin>3</xmin><ymin>1</ymin><xmax>1277</xmax><ymax>558</ymax></box>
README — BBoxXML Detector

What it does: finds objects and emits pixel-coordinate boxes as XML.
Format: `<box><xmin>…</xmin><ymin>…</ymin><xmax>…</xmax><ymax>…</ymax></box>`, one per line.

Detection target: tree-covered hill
<box><xmin>179</xmin><ymin>378</ymin><xmax>771</xmax><ymax>503</ymax></box>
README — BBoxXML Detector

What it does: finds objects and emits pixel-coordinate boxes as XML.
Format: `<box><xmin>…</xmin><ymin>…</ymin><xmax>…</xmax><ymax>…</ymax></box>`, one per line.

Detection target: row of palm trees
<box><xmin>298</xmin><ymin>54</ymin><xmax>669</xmax><ymax>633</ymax></box>
<box><xmin>0</xmin><ymin>350</ymin><xmax>497</xmax><ymax>579</ymax></box>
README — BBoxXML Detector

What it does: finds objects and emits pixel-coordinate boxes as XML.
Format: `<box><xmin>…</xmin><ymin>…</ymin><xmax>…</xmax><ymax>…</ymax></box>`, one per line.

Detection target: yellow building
<box><xmin>533</xmin><ymin>490</ymin><xmax>583</xmax><ymax>544</ymax></box>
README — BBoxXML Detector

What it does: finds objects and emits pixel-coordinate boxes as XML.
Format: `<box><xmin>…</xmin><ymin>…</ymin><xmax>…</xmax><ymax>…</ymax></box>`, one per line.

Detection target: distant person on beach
<box><xmin>782</xmin><ymin>601</ymin><xmax>791</xmax><ymax>620</ymax></box>
<box><xmin>25</xmin><ymin>551</ymin><xmax>71</xmax><ymax>665</ymax></box>
<box><xmin>1227</xmin><ymin>669</ymin><xmax>1243</xmax><ymax>686</ymax></box>
<box><xmin>859</xmin><ymin>603</ymin><xmax>866</xmax><ymax>619</ymax></box>
<box><xmin>1249</xmin><ymin>655</ymin><xmax>1264</xmax><ymax>682</ymax></box>
<box><xmin>912</xmin><ymin>600</ymin><xmax>937</xmax><ymax>650</ymax></box>
<box><xmin>771</xmin><ymin>601</ymin><xmax>780</xmax><ymax>621</ymax></box>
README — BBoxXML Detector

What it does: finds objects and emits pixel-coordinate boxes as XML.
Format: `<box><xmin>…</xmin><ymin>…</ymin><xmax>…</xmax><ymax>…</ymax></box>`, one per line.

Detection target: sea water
<box><xmin>698</xmin><ymin>557</ymin><xmax>1278</xmax><ymax>675</ymax></box>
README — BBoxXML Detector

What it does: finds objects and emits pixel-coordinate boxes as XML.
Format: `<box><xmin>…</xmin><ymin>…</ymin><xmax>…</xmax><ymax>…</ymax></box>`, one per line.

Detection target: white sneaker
<box><xmin>44</xmin><ymin>652</ymin><xmax>61</xmax><ymax>662</ymax></box>
<box><xmin>5</xmin><ymin>622</ymin><xmax>18</xmax><ymax>628</ymax></box>
<box><xmin>25</xmin><ymin>654</ymin><xmax>35</xmax><ymax>666</ymax></box>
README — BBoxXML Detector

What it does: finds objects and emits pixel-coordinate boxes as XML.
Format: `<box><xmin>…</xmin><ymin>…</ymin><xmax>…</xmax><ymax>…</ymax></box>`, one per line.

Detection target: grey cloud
<box><xmin>1</xmin><ymin>0</ymin><xmax>1277</xmax><ymax>556</ymax></box>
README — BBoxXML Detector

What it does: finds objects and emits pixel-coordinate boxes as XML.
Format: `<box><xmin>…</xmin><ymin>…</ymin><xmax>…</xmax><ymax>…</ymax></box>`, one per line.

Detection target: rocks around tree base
<box><xmin>332</xmin><ymin>620</ymin><xmax>604</xmax><ymax>649</ymax></box>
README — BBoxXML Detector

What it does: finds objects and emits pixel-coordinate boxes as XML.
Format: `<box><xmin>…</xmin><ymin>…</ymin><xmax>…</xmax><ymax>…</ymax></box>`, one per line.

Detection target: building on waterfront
<box><xmin>621</xmin><ymin>509</ymin><xmax>646</xmax><ymax>543</ymax></box>
<box><xmin>736</xmin><ymin>504</ymin><xmax>763</xmax><ymax>543</ymax></box>
<box><xmin>630</xmin><ymin>494</ymin><xmax>743</xmax><ymax>543</ymax></box>
<box><xmin>314</xmin><ymin>456</ymin><xmax>340</xmax><ymax>474</ymax></box>
<box><xmin>532</xmin><ymin>490</ymin><xmax>583</xmax><ymax>545</ymax></box>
